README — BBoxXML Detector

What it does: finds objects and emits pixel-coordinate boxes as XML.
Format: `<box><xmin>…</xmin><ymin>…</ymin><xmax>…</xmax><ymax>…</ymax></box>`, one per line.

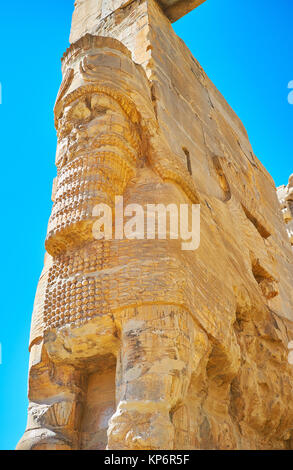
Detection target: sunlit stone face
<box><xmin>45</xmin><ymin>92</ymin><xmax>141</xmax><ymax>256</ymax></box>
<box><xmin>55</xmin><ymin>93</ymin><xmax>139</xmax><ymax>168</ymax></box>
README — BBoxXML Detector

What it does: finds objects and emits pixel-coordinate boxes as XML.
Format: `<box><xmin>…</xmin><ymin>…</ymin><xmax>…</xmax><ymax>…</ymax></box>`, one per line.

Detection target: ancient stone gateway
<box><xmin>17</xmin><ymin>0</ymin><xmax>293</xmax><ymax>450</ymax></box>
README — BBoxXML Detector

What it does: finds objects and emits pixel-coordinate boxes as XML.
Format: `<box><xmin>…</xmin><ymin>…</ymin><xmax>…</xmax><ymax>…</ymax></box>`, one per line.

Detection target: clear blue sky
<box><xmin>0</xmin><ymin>0</ymin><xmax>291</xmax><ymax>450</ymax></box>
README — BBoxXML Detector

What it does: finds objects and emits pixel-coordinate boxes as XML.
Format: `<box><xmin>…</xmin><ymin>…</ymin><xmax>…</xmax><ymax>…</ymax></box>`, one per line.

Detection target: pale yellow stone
<box><xmin>277</xmin><ymin>175</ymin><xmax>293</xmax><ymax>250</ymax></box>
<box><xmin>17</xmin><ymin>0</ymin><xmax>293</xmax><ymax>451</ymax></box>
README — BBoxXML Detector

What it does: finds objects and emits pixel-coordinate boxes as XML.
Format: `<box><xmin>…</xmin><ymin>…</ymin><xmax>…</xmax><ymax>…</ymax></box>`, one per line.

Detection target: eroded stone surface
<box><xmin>70</xmin><ymin>0</ymin><xmax>206</xmax><ymax>38</ymax></box>
<box><xmin>17</xmin><ymin>0</ymin><xmax>293</xmax><ymax>451</ymax></box>
<box><xmin>277</xmin><ymin>175</ymin><xmax>293</xmax><ymax>250</ymax></box>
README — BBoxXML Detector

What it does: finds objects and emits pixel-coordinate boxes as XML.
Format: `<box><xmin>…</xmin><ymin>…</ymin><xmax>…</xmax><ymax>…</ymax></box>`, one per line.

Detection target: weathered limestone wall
<box><xmin>17</xmin><ymin>0</ymin><xmax>293</xmax><ymax>450</ymax></box>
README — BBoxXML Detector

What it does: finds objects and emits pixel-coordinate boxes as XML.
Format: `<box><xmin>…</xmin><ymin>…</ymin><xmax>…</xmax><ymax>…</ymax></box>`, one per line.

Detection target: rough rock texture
<box><xmin>69</xmin><ymin>0</ymin><xmax>207</xmax><ymax>28</ymax></box>
<box><xmin>17</xmin><ymin>0</ymin><xmax>293</xmax><ymax>450</ymax></box>
<box><xmin>277</xmin><ymin>175</ymin><xmax>293</xmax><ymax>251</ymax></box>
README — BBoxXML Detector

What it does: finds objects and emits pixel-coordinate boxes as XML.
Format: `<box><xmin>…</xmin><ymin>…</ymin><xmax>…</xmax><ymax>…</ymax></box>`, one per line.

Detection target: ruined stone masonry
<box><xmin>17</xmin><ymin>0</ymin><xmax>293</xmax><ymax>450</ymax></box>
<box><xmin>277</xmin><ymin>175</ymin><xmax>293</xmax><ymax>251</ymax></box>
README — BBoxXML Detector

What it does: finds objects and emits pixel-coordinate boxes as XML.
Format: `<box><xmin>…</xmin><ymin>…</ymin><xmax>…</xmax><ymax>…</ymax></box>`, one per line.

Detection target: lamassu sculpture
<box><xmin>18</xmin><ymin>0</ymin><xmax>293</xmax><ymax>450</ymax></box>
